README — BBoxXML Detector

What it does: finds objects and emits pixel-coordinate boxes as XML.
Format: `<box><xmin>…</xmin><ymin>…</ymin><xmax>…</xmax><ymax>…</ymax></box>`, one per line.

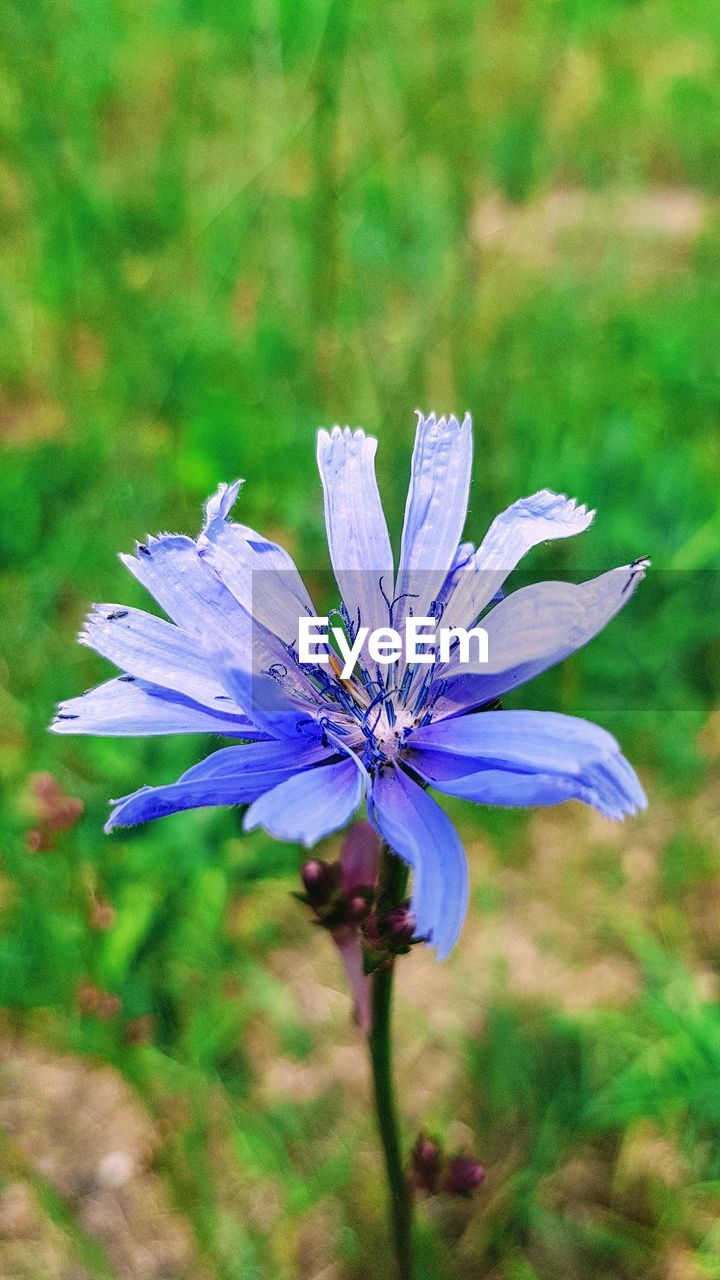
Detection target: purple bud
<box><xmin>444</xmin><ymin>1155</ymin><xmax>485</xmax><ymax>1197</ymax></box>
<box><xmin>410</xmin><ymin>1135</ymin><xmax>442</xmax><ymax>1194</ymax></box>
<box><xmin>301</xmin><ymin>859</ymin><xmax>341</xmax><ymax>908</ymax></box>
<box><xmin>365</xmin><ymin>901</ymin><xmax>417</xmax><ymax>953</ymax></box>
<box><xmin>341</xmin><ymin>821</ymin><xmax>381</xmax><ymax>894</ymax></box>
<box><xmin>344</xmin><ymin>893</ymin><xmax>373</xmax><ymax>924</ymax></box>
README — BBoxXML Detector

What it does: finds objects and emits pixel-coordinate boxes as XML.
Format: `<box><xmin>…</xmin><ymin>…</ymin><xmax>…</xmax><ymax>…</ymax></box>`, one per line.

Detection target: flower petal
<box><xmin>199</xmin><ymin>481</ymin><xmax>316</xmax><ymax>645</ymax></box>
<box><xmin>121</xmin><ymin>535</ymin><xmax>311</xmax><ymax>728</ymax></box>
<box><xmin>407</xmin><ymin>709</ymin><xmax>646</xmax><ymax>819</ymax></box>
<box><xmin>243</xmin><ymin>755</ymin><xmax>364</xmax><ymax>846</ymax></box>
<box><xmin>120</xmin><ymin>534</ymin><xmax>249</xmax><ymax>641</ymax></box>
<box><xmin>79</xmin><ymin>605</ymin><xmax>244</xmax><ymax>710</ymax></box>
<box><xmin>412</xmin><ymin>749</ymin><xmax>645</xmax><ymax>820</ymax></box>
<box><xmin>51</xmin><ymin>677</ymin><xmax>265</xmax><ymax>738</ymax></box>
<box><xmin>434</xmin><ymin>560</ymin><xmax>649</xmax><ymax>716</ymax></box>
<box><xmin>203</xmin><ymin>479</ymin><xmax>244</xmax><ymax>524</ymax></box>
<box><xmin>409</xmin><ymin>708</ymin><xmax>621</xmax><ymax>774</ymax></box>
<box><xmin>105</xmin><ymin>738</ymin><xmax>332</xmax><ymax>830</ymax></box>
<box><xmin>215</xmin><ymin>622</ymin><xmax>322</xmax><ymax>739</ymax></box>
<box><xmin>177</xmin><ymin>736</ymin><xmax>329</xmax><ymax>782</ymax></box>
<box><xmin>394</xmin><ymin>412</ymin><xmax>473</xmax><ymax>629</ymax></box>
<box><xmin>443</xmin><ymin>490</ymin><xmax>595</xmax><ymax>630</ymax></box>
<box><xmin>369</xmin><ymin>767</ymin><xmax>468</xmax><ymax>959</ymax></box>
<box><xmin>434</xmin><ymin>540</ymin><xmax>478</xmax><ymax>609</ymax></box>
<box><xmin>316</xmin><ymin>427</ymin><xmax>394</xmax><ymax>636</ymax></box>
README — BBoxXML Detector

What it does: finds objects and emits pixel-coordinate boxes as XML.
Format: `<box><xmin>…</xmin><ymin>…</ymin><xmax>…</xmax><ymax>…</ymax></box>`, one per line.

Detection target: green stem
<box><xmin>368</xmin><ymin>848</ymin><xmax>414</xmax><ymax>1280</ymax></box>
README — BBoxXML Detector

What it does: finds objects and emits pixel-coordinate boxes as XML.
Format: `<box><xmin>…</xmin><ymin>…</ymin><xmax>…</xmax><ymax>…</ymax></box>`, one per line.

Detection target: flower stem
<box><xmin>368</xmin><ymin>847</ymin><xmax>413</xmax><ymax>1280</ymax></box>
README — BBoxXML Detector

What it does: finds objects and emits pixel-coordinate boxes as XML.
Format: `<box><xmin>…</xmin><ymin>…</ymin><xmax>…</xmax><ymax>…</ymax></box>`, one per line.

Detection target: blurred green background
<box><xmin>1</xmin><ymin>0</ymin><xmax>719</xmax><ymax>1276</ymax></box>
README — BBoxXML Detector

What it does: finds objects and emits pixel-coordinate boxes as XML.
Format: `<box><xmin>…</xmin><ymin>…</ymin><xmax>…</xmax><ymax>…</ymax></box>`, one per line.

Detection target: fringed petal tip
<box><xmin>104</xmin><ymin>785</ymin><xmax>153</xmax><ymax>833</ymax></box>
<box><xmin>77</xmin><ymin>602</ymin><xmax>122</xmax><ymax>640</ymax></box>
<box><xmin>623</xmin><ymin>556</ymin><xmax>651</xmax><ymax>590</ymax></box>
<box><xmin>49</xmin><ymin>707</ymin><xmax>80</xmax><ymax>733</ymax></box>
<box><xmin>117</xmin><ymin>535</ymin><xmax>190</xmax><ymax>565</ymax></box>
<box><xmin>586</xmin><ymin>751</ymin><xmax>648</xmax><ymax>820</ymax></box>
<box><xmin>316</xmin><ymin>424</ymin><xmax>377</xmax><ymax>458</ymax></box>
<box><xmin>513</xmin><ymin>489</ymin><xmax>596</xmax><ymax>534</ymax></box>
<box><xmin>413</xmin><ymin>409</ymin><xmax>472</xmax><ymax>436</ymax></box>
<box><xmin>411</xmin><ymin>711</ymin><xmax>647</xmax><ymax>831</ymax></box>
<box><xmin>203</xmin><ymin>479</ymin><xmax>244</xmax><ymax>527</ymax></box>
<box><xmin>103</xmin><ymin>815</ymin><xmax>127</xmax><ymax>834</ymax></box>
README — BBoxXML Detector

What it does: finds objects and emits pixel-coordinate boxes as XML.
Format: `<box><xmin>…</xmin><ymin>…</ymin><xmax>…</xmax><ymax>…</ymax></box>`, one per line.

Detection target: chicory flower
<box><xmin>52</xmin><ymin>412</ymin><xmax>647</xmax><ymax>958</ymax></box>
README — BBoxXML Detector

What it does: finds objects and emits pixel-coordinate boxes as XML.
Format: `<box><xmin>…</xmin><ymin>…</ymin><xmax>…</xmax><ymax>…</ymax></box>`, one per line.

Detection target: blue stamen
<box><xmin>398</xmin><ymin>665</ymin><xmax>416</xmax><ymax>704</ymax></box>
<box><xmin>411</xmin><ymin>666</ymin><xmax>435</xmax><ymax>717</ymax></box>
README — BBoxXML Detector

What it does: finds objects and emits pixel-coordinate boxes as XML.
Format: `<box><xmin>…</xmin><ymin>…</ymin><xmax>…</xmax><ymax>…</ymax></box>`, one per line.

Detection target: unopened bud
<box><xmin>344</xmin><ymin>893</ymin><xmax>373</xmax><ymax>924</ymax></box>
<box><xmin>340</xmin><ymin>821</ymin><xmax>381</xmax><ymax>893</ymax></box>
<box><xmin>411</xmin><ymin>1135</ymin><xmax>442</xmax><ymax>1194</ymax></box>
<box><xmin>444</xmin><ymin>1155</ymin><xmax>485</xmax><ymax>1197</ymax></box>
<box><xmin>301</xmin><ymin>859</ymin><xmax>340</xmax><ymax>908</ymax></box>
<box><xmin>365</xmin><ymin>901</ymin><xmax>417</xmax><ymax>953</ymax></box>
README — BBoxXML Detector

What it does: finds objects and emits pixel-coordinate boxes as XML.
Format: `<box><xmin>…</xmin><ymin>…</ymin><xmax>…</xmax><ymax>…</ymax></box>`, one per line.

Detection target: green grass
<box><xmin>1</xmin><ymin>0</ymin><xmax>719</xmax><ymax>1275</ymax></box>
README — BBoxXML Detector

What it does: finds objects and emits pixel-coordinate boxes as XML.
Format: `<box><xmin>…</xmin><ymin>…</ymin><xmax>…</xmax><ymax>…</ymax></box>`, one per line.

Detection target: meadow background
<box><xmin>1</xmin><ymin>0</ymin><xmax>720</xmax><ymax>1276</ymax></box>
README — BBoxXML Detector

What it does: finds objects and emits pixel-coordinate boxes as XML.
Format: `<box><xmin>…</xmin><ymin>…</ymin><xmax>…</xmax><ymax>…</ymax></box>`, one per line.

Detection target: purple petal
<box><xmin>243</xmin><ymin>755</ymin><xmax>364</xmax><ymax>846</ymax></box>
<box><xmin>120</xmin><ymin>534</ymin><xmax>248</xmax><ymax>641</ymax></box>
<box><xmin>434</xmin><ymin>560</ymin><xmax>649</xmax><ymax>716</ymax></box>
<box><xmin>106</xmin><ymin>739</ymin><xmax>332</xmax><ymax>830</ymax></box>
<box><xmin>369</xmin><ymin>767</ymin><xmax>468</xmax><ymax>959</ymax></box>
<box><xmin>316</xmin><ymin>427</ymin><xmax>394</xmax><ymax>635</ymax></box>
<box><xmin>408</xmin><ymin>709</ymin><xmax>646</xmax><ymax>819</ymax></box>
<box><xmin>79</xmin><ymin>605</ymin><xmax>244</xmax><ymax>711</ymax></box>
<box><xmin>203</xmin><ymin>479</ymin><xmax>244</xmax><ymax>524</ymax></box>
<box><xmin>410</xmin><ymin>708</ymin><xmax>620</xmax><ymax>773</ymax></box>
<box><xmin>413</xmin><ymin>751</ymin><xmax>642</xmax><ymax>819</ymax></box>
<box><xmin>442</xmin><ymin>490</ymin><xmax>595</xmax><ymax>630</ymax></box>
<box><xmin>51</xmin><ymin>677</ymin><xmax>266</xmax><ymax>738</ymax></box>
<box><xmin>393</xmin><ymin>412</ymin><xmax>473</xmax><ymax>630</ymax></box>
<box><xmin>199</xmin><ymin>481</ymin><xmax>316</xmax><ymax>645</ymax></box>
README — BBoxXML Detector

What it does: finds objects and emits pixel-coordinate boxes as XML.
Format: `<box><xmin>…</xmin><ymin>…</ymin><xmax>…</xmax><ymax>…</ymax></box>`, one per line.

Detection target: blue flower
<box><xmin>52</xmin><ymin>412</ymin><xmax>647</xmax><ymax>958</ymax></box>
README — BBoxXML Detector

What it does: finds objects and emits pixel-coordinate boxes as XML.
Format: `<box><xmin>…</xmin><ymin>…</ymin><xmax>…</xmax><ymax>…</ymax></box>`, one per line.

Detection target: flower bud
<box><xmin>301</xmin><ymin>859</ymin><xmax>341</xmax><ymax>908</ymax></box>
<box><xmin>410</xmin><ymin>1135</ymin><xmax>442</xmax><ymax>1194</ymax></box>
<box><xmin>341</xmin><ymin>821</ymin><xmax>381</xmax><ymax>893</ymax></box>
<box><xmin>344</xmin><ymin>893</ymin><xmax>373</xmax><ymax>924</ymax></box>
<box><xmin>365</xmin><ymin>901</ymin><xmax>417</xmax><ymax>953</ymax></box>
<box><xmin>444</xmin><ymin>1155</ymin><xmax>486</xmax><ymax>1197</ymax></box>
